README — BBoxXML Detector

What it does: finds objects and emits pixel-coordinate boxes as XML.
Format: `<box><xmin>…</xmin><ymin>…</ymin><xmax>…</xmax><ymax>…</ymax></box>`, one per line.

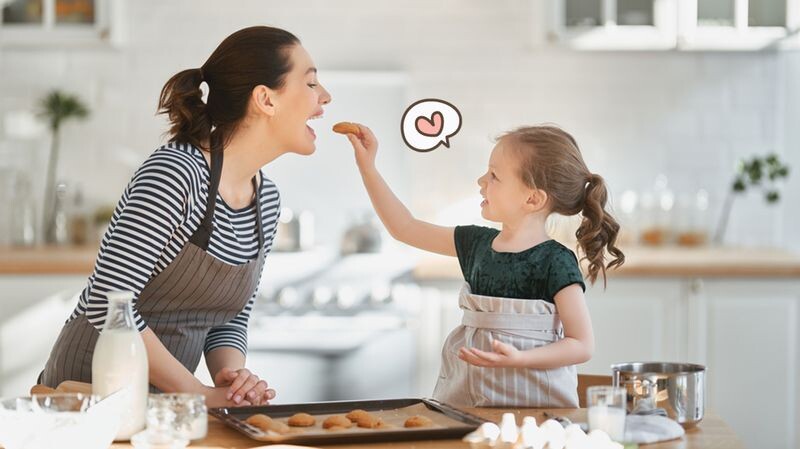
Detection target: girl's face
<box><xmin>269</xmin><ymin>44</ymin><xmax>331</xmax><ymax>155</ymax></box>
<box><xmin>477</xmin><ymin>140</ymin><xmax>540</xmax><ymax>223</ymax></box>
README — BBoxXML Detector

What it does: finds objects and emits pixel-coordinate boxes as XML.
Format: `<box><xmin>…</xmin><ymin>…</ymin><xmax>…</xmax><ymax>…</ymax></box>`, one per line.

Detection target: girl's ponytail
<box><xmin>575</xmin><ymin>174</ymin><xmax>625</xmax><ymax>286</ymax></box>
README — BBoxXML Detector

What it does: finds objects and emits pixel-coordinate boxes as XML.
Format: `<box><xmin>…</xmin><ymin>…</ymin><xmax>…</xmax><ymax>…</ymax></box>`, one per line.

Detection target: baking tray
<box><xmin>209</xmin><ymin>397</ymin><xmax>486</xmax><ymax>445</ymax></box>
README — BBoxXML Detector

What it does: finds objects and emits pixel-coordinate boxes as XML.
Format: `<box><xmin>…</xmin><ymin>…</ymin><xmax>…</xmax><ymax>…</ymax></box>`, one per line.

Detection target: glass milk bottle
<box><xmin>92</xmin><ymin>291</ymin><xmax>149</xmax><ymax>440</ymax></box>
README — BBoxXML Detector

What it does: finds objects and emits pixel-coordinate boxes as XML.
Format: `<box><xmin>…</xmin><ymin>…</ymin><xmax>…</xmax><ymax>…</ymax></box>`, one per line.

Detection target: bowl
<box><xmin>0</xmin><ymin>393</ymin><xmax>120</xmax><ymax>449</ymax></box>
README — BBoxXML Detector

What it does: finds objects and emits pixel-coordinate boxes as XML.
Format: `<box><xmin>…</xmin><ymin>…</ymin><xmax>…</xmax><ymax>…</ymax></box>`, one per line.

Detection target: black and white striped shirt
<box><xmin>68</xmin><ymin>142</ymin><xmax>280</xmax><ymax>356</ymax></box>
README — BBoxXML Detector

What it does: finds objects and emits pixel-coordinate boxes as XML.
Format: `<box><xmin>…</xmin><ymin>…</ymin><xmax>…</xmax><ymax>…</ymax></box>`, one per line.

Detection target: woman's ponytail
<box><xmin>158</xmin><ymin>68</ymin><xmax>211</xmax><ymax>150</ymax></box>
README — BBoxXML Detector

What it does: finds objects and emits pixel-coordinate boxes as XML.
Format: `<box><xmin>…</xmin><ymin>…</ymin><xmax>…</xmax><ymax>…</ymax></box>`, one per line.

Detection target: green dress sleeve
<box><xmin>545</xmin><ymin>247</ymin><xmax>587</xmax><ymax>301</ymax></box>
<box><xmin>454</xmin><ymin>225</ymin><xmax>493</xmax><ymax>281</ymax></box>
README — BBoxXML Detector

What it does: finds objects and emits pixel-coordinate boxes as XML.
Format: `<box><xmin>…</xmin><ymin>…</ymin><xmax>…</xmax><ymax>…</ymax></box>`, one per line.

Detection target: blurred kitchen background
<box><xmin>1</xmin><ymin>1</ymin><xmax>799</xmax><ymax>448</ymax></box>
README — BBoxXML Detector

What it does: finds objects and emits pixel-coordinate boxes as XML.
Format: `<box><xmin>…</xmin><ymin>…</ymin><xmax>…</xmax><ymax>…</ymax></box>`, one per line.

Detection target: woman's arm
<box><xmin>344</xmin><ymin>124</ymin><xmax>456</xmax><ymax>257</ymax></box>
<box><xmin>459</xmin><ymin>284</ymin><xmax>594</xmax><ymax>369</ymax></box>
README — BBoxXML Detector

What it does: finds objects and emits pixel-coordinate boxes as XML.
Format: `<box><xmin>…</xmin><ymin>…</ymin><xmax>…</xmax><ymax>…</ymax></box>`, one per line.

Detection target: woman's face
<box><xmin>270</xmin><ymin>44</ymin><xmax>331</xmax><ymax>155</ymax></box>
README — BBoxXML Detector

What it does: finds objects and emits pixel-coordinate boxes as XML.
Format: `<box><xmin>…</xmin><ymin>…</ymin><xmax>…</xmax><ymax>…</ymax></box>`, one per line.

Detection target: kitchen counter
<box><xmin>0</xmin><ymin>246</ymin><xmax>98</xmax><ymax>275</ymax></box>
<box><xmin>414</xmin><ymin>245</ymin><xmax>800</xmax><ymax>279</ymax></box>
<box><xmin>109</xmin><ymin>408</ymin><xmax>744</xmax><ymax>449</ymax></box>
<box><xmin>2</xmin><ymin>245</ymin><xmax>800</xmax><ymax>278</ymax></box>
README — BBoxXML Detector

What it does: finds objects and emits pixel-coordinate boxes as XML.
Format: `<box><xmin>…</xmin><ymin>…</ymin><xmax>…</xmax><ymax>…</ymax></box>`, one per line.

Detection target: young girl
<box><xmin>340</xmin><ymin>123</ymin><xmax>624</xmax><ymax>408</ymax></box>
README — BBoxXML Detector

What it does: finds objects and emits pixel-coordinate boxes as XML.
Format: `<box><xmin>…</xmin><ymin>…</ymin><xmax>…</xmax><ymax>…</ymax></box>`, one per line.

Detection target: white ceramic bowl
<box><xmin>0</xmin><ymin>393</ymin><xmax>120</xmax><ymax>449</ymax></box>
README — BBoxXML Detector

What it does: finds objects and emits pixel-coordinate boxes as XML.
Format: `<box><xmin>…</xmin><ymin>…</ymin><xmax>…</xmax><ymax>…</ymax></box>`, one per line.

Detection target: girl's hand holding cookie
<box><xmin>334</xmin><ymin>122</ymin><xmax>378</xmax><ymax>171</ymax></box>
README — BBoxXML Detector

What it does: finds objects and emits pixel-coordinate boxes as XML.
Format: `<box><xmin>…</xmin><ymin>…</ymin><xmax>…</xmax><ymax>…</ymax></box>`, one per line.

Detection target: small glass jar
<box><xmin>148</xmin><ymin>394</ymin><xmax>207</xmax><ymax>441</ymax></box>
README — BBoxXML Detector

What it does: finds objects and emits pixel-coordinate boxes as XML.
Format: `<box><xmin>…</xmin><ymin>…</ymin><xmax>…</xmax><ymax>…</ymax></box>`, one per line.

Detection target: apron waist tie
<box><xmin>461</xmin><ymin>309</ymin><xmax>563</xmax><ymax>341</ymax></box>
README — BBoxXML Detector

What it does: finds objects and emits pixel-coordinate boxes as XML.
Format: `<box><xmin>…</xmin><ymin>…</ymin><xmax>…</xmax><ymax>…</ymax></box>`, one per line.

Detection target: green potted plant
<box><xmin>38</xmin><ymin>90</ymin><xmax>89</xmax><ymax>243</ymax></box>
<box><xmin>713</xmin><ymin>153</ymin><xmax>790</xmax><ymax>245</ymax></box>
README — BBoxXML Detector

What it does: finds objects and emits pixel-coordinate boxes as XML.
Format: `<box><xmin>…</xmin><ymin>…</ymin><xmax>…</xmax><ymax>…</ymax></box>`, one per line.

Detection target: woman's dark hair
<box><xmin>501</xmin><ymin>125</ymin><xmax>625</xmax><ymax>286</ymax></box>
<box><xmin>157</xmin><ymin>26</ymin><xmax>300</xmax><ymax>150</ymax></box>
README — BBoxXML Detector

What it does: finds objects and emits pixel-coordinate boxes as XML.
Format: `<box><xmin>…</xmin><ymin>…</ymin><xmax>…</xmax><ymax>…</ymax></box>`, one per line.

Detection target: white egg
<box><xmin>499</xmin><ymin>413</ymin><xmax>518</xmax><ymax>443</ymax></box>
<box><xmin>520</xmin><ymin>421</ymin><xmax>547</xmax><ymax>449</ymax></box>
<box><xmin>478</xmin><ymin>422</ymin><xmax>500</xmax><ymax>441</ymax></box>
<box><xmin>587</xmin><ymin>429</ymin><xmax>613</xmax><ymax>446</ymax></box>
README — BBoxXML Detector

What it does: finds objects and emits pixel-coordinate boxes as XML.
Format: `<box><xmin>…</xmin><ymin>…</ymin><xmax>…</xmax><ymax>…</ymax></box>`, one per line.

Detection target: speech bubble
<box><xmin>401</xmin><ymin>98</ymin><xmax>462</xmax><ymax>152</ymax></box>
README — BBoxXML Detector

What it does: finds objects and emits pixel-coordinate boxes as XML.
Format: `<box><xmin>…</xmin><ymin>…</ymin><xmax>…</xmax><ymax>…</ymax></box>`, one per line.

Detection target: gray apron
<box><xmin>432</xmin><ymin>283</ymin><xmax>579</xmax><ymax>408</ymax></box>
<box><xmin>39</xmin><ymin>148</ymin><xmax>264</xmax><ymax>390</ymax></box>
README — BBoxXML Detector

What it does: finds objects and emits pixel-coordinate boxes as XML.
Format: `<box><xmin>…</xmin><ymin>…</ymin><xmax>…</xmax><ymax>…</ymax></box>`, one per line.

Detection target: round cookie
<box><xmin>245</xmin><ymin>414</ymin><xmax>273</xmax><ymax>431</ymax></box>
<box><xmin>404</xmin><ymin>415</ymin><xmax>434</xmax><ymax>428</ymax></box>
<box><xmin>323</xmin><ymin>415</ymin><xmax>354</xmax><ymax>429</ymax></box>
<box><xmin>332</xmin><ymin>122</ymin><xmax>360</xmax><ymax>135</ymax></box>
<box><xmin>288</xmin><ymin>412</ymin><xmax>316</xmax><ymax>427</ymax></box>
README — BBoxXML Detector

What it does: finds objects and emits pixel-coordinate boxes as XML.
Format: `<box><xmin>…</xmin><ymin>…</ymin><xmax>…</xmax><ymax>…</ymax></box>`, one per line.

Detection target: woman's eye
<box><xmin>491</xmin><ymin>172</ymin><xmax>497</xmax><ymax>180</ymax></box>
<box><xmin>307</xmin><ymin>83</ymin><xmax>318</xmax><ymax>88</ymax></box>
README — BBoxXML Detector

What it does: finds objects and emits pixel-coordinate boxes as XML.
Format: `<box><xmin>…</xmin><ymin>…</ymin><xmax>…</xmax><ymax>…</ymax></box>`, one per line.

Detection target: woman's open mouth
<box><xmin>307</xmin><ymin>110</ymin><xmax>324</xmax><ymax>139</ymax></box>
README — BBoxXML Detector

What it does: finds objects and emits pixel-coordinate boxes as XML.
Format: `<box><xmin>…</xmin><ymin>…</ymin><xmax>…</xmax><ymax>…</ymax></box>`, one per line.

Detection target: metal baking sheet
<box><xmin>209</xmin><ymin>397</ymin><xmax>485</xmax><ymax>445</ymax></box>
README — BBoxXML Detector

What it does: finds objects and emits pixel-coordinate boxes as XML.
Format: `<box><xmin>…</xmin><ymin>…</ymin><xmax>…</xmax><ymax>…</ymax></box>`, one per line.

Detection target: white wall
<box><xmin>0</xmin><ymin>0</ymin><xmax>797</xmax><ymax>249</ymax></box>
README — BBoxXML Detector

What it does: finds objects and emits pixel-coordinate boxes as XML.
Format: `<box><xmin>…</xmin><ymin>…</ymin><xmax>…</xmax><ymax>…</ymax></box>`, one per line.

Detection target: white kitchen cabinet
<box><xmin>586</xmin><ymin>277</ymin><xmax>800</xmax><ymax>449</ymax></box>
<box><xmin>698</xmin><ymin>279</ymin><xmax>800</xmax><ymax>449</ymax></box>
<box><xmin>0</xmin><ymin>275</ymin><xmax>85</xmax><ymax>397</ymax></box>
<box><xmin>542</xmin><ymin>0</ymin><xmax>800</xmax><ymax>51</ymax></box>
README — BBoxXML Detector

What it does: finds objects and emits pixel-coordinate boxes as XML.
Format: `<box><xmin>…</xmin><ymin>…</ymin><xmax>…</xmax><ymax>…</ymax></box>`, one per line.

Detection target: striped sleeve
<box><xmin>204</xmin><ymin>294</ymin><xmax>254</xmax><ymax>356</ymax></box>
<box><xmin>81</xmin><ymin>149</ymin><xmax>193</xmax><ymax>332</ymax></box>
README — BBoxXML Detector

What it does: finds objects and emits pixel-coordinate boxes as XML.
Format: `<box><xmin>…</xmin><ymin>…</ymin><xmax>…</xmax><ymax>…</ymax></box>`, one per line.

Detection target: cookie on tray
<box><xmin>323</xmin><ymin>415</ymin><xmax>354</xmax><ymax>429</ymax></box>
<box><xmin>288</xmin><ymin>412</ymin><xmax>316</xmax><ymax>427</ymax></box>
<box><xmin>245</xmin><ymin>414</ymin><xmax>273</xmax><ymax>431</ymax></box>
<box><xmin>404</xmin><ymin>415</ymin><xmax>434</xmax><ymax>428</ymax></box>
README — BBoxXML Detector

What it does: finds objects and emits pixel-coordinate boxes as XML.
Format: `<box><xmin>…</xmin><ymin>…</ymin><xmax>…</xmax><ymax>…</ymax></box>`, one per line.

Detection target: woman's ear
<box><xmin>526</xmin><ymin>189</ymin><xmax>548</xmax><ymax>212</ymax></box>
<box><xmin>251</xmin><ymin>85</ymin><xmax>276</xmax><ymax>117</ymax></box>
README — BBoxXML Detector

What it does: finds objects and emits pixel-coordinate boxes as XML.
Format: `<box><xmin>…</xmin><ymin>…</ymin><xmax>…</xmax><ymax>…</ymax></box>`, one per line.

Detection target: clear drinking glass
<box><xmin>587</xmin><ymin>386</ymin><xmax>627</xmax><ymax>442</ymax></box>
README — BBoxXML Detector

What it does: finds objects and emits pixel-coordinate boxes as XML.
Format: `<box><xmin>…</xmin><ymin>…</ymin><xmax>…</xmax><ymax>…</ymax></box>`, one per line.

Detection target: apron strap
<box><xmin>189</xmin><ymin>144</ymin><xmax>224</xmax><ymax>250</ymax></box>
<box><xmin>189</xmin><ymin>143</ymin><xmax>264</xmax><ymax>252</ymax></box>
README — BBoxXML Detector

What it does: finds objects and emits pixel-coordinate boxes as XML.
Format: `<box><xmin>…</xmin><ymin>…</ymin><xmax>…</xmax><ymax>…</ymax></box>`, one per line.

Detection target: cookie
<box><xmin>344</xmin><ymin>409</ymin><xmax>381</xmax><ymax>428</ymax></box>
<box><xmin>245</xmin><ymin>414</ymin><xmax>273</xmax><ymax>431</ymax></box>
<box><xmin>288</xmin><ymin>412</ymin><xmax>316</xmax><ymax>427</ymax></box>
<box><xmin>404</xmin><ymin>415</ymin><xmax>433</xmax><ymax>428</ymax></box>
<box><xmin>245</xmin><ymin>414</ymin><xmax>290</xmax><ymax>434</ymax></box>
<box><xmin>323</xmin><ymin>415</ymin><xmax>354</xmax><ymax>429</ymax></box>
<box><xmin>332</xmin><ymin>122</ymin><xmax>360</xmax><ymax>135</ymax></box>
<box><xmin>345</xmin><ymin>409</ymin><xmax>372</xmax><ymax>422</ymax></box>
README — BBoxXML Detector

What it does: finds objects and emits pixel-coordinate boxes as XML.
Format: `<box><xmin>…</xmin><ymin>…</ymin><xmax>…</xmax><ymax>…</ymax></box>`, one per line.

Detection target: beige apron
<box><xmin>39</xmin><ymin>147</ymin><xmax>265</xmax><ymax>391</ymax></box>
<box><xmin>432</xmin><ymin>283</ymin><xmax>579</xmax><ymax>408</ymax></box>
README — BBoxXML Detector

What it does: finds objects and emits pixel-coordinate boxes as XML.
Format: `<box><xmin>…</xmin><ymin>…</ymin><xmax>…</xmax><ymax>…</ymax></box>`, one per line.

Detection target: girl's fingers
<box><xmin>469</xmin><ymin>347</ymin><xmax>503</xmax><ymax>364</ymax></box>
<box><xmin>459</xmin><ymin>347</ymin><xmax>490</xmax><ymax>367</ymax></box>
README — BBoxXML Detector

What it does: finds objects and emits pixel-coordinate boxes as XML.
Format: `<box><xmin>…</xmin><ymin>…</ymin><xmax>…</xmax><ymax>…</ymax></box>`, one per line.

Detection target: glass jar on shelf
<box><xmin>675</xmin><ymin>189</ymin><xmax>711</xmax><ymax>247</ymax></box>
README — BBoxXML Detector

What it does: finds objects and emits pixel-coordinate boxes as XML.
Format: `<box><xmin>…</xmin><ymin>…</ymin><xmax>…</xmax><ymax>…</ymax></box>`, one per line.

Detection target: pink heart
<box><xmin>415</xmin><ymin>111</ymin><xmax>444</xmax><ymax>137</ymax></box>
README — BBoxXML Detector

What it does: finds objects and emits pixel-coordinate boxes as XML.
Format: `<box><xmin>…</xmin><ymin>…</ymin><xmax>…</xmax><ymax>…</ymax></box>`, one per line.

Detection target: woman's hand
<box><xmin>458</xmin><ymin>340</ymin><xmax>524</xmax><ymax>368</ymax></box>
<box><xmin>213</xmin><ymin>367</ymin><xmax>276</xmax><ymax>406</ymax></box>
<box><xmin>201</xmin><ymin>385</ymin><xmax>253</xmax><ymax>408</ymax></box>
<box><xmin>343</xmin><ymin>123</ymin><xmax>378</xmax><ymax>171</ymax></box>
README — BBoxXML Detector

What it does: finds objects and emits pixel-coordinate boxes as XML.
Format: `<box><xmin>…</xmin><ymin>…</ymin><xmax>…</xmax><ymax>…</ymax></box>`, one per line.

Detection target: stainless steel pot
<box><xmin>611</xmin><ymin>362</ymin><xmax>705</xmax><ymax>427</ymax></box>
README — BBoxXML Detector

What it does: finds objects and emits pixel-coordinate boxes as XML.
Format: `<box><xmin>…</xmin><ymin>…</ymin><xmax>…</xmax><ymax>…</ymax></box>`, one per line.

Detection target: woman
<box><xmin>39</xmin><ymin>26</ymin><xmax>331</xmax><ymax>408</ymax></box>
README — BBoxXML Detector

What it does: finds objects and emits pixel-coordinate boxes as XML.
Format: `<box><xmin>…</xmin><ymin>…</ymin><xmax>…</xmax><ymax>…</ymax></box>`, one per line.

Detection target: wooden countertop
<box><xmin>2</xmin><ymin>245</ymin><xmax>800</xmax><ymax>278</ymax></box>
<box><xmin>109</xmin><ymin>408</ymin><xmax>744</xmax><ymax>449</ymax></box>
<box><xmin>0</xmin><ymin>245</ymin><xmax>98</xmax><ymax>275</ymax></box>
<box><xmin>414</xmin><ymin>246</ymin><xmax>800</xmax><ymax>280</ymax></box>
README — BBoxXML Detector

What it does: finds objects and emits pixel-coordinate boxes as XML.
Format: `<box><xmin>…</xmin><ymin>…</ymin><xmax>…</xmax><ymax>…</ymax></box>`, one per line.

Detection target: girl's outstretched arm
<box><xmin>342</xmin><ymin>123</ymin><xmax>456</xmax><ymax>257</ymax></box>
